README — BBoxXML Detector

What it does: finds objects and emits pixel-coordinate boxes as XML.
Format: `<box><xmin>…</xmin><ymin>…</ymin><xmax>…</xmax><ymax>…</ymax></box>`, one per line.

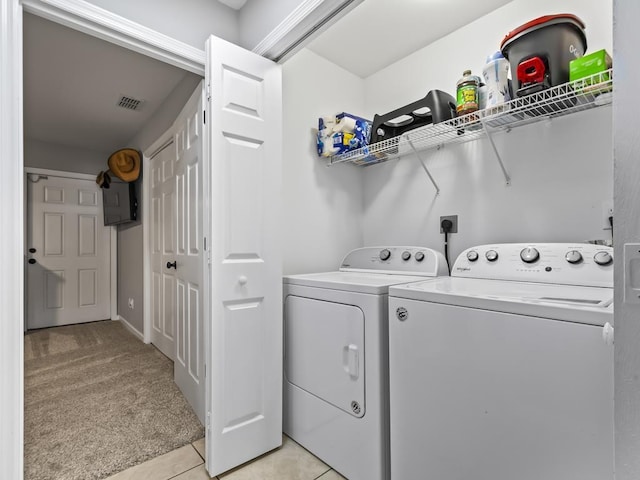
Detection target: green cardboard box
<box><xmin>570</xmin><ymin>49</ymin><xmax>612</xmax><ymax>88</ymax></box>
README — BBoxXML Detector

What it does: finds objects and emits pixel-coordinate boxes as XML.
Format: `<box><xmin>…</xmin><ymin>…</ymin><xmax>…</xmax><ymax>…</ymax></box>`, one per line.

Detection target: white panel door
<box><xmin>26</xmin><ymin>175</ymin><xmax>111</xmax><ymax>329</ymax></box>
<box><xmin>173</xmin><ymin>83</ymin><xmax>206</xmax><ymax>424</ymax></box>
<box><xmin>205</xmin><ymin>36</ymin><xmax>282</xmax><ymax>476</ymax></box>
<box><xmin>150</xmin><ymin>144</ymin><xmax>177</xmax><ymax>360</ymax></box>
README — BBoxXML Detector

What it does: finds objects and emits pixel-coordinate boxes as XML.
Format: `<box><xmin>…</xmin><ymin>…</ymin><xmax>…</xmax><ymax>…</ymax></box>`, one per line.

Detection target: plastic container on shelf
<box><xmin>500</xmin><ymin>13</ymin><xmax>587</xmax><ymax>97</ymax></box>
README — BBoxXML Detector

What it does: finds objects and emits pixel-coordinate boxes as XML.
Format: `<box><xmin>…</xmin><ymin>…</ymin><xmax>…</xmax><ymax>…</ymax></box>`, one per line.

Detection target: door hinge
<box><xmin>204</xmin><ymin>237</ymin><xmax>211</xmax><ymax>264</ymax></box>
<box><xmin>206</xmin><ymin>411</ymin><xmax>211</xmax><ymax>430</ymax></box>
<box><xmin>206</xmin><ymin>84</ymin><xmax>211</xmax><ymax>101</ymax></box>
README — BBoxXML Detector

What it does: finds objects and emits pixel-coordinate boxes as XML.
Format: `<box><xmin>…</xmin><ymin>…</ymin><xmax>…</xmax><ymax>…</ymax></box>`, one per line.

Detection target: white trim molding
<box><xmin>0</xmin><ymin>1</ymin><xmax>24</xmax><ymax>478</ymax></box>
<box><xmin>116</xmin><ymin>315</ymin><xmax>144</xmax><ymax>341</ymax></box>
<box><xmin>252</xmin><ymin>0</ymin><xmax>363</xmax><ymax>62</ymax></box>
<box><xmin>21</xmin><ymin>0</ymin><xmax>206</xmax><ymax>75</ymax></box>
<box><xmin>25</xmin><ymin>166</ymin><xmax>96</xmax><ymax>181</ymax></box>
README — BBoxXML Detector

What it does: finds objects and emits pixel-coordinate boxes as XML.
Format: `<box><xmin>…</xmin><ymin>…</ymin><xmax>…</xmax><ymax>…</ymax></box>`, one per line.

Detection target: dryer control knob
<box><xmin>402</xmin><ymin>251</ymin><xmax>412</xmax><ymax>261</ymax></box>
<box><xmin>379</xmin><ymin>249</ymin><xmax>391</xmax><ymax>261</ymax></box>
<box><xmin>520</xmin><ymin>247</ymin><xmax>540</xmax><ymax>263</ymax></box>
<box><xmin>565</xmin><ymin>250</ymin><xmax>583</xmax><ymax>264</ymax></box>
<box><xmin>466</xmin><ymin>250</ymin><xmax>479</xmax><ymax>262</ymax></box>
<box><xmin>594</xmin><ymin>251</ymin><xmax>613</xmax><ymax>266</ymax></box>
<box><xmin>415</xmin><ymin>251</ymin><xmax>425</xmax><ymax>262</ymax></box>
<box><xmin>485</xmin><ymin>250</ymin><xmax>499</xmax><ymax>262</ymax></box>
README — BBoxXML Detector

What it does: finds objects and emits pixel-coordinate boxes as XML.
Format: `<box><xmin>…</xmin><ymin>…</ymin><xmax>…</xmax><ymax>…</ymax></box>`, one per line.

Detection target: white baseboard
<box><xmin>115</xmin><ymin>315</ymin><xmax>144</xmax><ymax>342</ymax></box>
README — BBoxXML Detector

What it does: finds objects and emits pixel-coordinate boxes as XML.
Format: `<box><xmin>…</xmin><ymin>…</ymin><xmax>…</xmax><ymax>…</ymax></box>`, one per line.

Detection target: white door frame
<box><xmin>24</xmin><ymin>167</ymin><xmax>118</xmax><ymax>323</ymax></box>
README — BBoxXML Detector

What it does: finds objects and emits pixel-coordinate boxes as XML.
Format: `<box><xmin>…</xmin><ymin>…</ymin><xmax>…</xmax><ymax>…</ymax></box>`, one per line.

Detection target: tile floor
<box><xmin>105</xmin><ymin>435</ymin><xmax>347</xmax><ymax>480</ymax></box>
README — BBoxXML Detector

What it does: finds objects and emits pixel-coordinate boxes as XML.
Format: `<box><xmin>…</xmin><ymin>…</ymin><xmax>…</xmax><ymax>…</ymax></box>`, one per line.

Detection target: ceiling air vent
<box><xmin>117</xmin><ymin>95</ymin><xmax>144</xmax><ymax>111</ymax></box>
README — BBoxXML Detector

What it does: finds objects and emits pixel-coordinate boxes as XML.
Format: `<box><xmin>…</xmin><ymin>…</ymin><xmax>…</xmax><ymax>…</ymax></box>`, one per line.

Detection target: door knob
<box><xmin>28</xmin><ymin>258</ymin><xmax>36</xmax><ymax>264</ymax></box>
<box><xmin>166</xmin><ymin>261</ymin><xmax>177</xmax><ymax>269</ymax></box>
<box><xmin>29</xmin><ymin>248</ymin><xmax>36</xmax><ymax>253</ymax></box>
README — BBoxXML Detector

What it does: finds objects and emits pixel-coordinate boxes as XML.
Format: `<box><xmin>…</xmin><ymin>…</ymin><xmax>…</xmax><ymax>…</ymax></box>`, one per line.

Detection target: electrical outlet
<box><xmin>602</xmin><ymin>202</ymin><xmax>614</xmax><ymax>230</ymax></box>
<box><xmin>128</xmin><ymin>298</ymin><xmax>134</xmax><ymax>309</ymax></box>
<box><xmin>440</xmin><ymin>215</ymin><xmax>458</xmax><ymax>233</ymax></box>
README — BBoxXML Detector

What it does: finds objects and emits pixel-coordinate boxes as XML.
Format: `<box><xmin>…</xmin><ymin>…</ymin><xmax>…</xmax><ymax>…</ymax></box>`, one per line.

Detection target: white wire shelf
<box><xmin>328</xmin><ymin>69</ymin><xmax>613</xmax><ymax>168</ymax></box>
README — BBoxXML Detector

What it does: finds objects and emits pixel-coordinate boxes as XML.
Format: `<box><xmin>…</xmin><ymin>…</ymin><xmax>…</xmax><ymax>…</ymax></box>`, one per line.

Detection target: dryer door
<box><xmin>284</xmin><ymin>295</ymin><xmax>365</xmax><ymax>417</ymax></box>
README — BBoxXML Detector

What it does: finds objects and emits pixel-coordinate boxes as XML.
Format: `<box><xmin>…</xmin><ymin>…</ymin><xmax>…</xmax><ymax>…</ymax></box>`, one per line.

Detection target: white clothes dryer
<box><xmin>388</xmin><ymin>243</ymin><xmax>614</xmax><ymax>480</ymax></box>
<box><xmin>283</xmin><ymin>246</ymin><xmax>448</xmax><ymax>480</ymax></box>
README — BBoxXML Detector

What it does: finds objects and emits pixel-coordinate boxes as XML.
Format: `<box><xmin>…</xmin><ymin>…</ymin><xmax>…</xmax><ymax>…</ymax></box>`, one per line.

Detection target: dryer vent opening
<box><xmin>117</xmin><ymin>95</ymin><xmax>144</xmax><ymax>111</ymax></box>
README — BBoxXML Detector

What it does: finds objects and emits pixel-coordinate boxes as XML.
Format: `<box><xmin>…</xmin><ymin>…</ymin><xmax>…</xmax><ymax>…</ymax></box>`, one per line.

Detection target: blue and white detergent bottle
<box><xmin>482</xmin><ymin>51</ymin><xmax>511</xmax><ymax>108</ymax></box>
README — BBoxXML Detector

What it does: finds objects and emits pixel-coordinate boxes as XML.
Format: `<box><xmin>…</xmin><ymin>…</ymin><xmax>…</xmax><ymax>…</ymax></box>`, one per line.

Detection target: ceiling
<box><xmin>307</xmin><ymin>0</ymin><xmax>515</xmax><ymax>78</ymax></box>
<box><xmin>23</xmin><ymin>13</ymin><xmax>202</xmax><ymax>152</ymax></box>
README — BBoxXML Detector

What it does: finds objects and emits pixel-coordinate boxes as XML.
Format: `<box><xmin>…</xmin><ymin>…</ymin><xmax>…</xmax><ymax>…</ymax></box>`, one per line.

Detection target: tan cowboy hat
<box><xmin>107</xmin><ymin>148</ymin><xmax>141</xmax><ymax>182</ymax></box>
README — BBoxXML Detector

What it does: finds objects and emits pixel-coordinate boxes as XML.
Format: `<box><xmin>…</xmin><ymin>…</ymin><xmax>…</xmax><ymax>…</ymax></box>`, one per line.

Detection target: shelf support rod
<box><xmin>406</xmin><ymin>137</ymin><xmax>440</xmax><ymax>194</ymax></box>
<box><xmin>482</xmin><ymin>124</ymin><xmax>511</xmax><ymax>185</ymax></box>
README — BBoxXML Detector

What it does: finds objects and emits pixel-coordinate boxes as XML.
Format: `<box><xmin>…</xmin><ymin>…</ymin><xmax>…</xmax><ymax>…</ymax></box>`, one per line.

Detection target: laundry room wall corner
<box><xmin>282</xmin><ymin>48</ymin><xmax>365</xmax><ymax>275</ymax></box>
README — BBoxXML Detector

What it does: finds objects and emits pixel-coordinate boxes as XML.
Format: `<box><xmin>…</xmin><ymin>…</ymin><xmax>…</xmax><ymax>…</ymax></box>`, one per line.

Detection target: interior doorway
<box><xmin>21</xmin><ymin>9</ymin><xmax>206</xmax><ymax>479</ymax></box>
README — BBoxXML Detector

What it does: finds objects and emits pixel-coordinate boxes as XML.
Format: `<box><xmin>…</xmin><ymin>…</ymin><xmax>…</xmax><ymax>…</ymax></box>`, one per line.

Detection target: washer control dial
<box><xmin>520</xmin><ymin>247</ymin><xmax>540</xmax><ymax>263</ymax></box>
<box><xmin>379</xmin><ymin>249</ymin><xmax>391</xmax><ymax>261</ymax></box>
<box><xmin>415</xmin><ymin>251</ymin><xmax>425</xmax><ymax>262</ymax></box>
<box><xmin>401</xmin><ymin>251</ymin><xmax>412</xmax><ymax>261</ymax></box>
<box><xmin>485</xmin><ymin>250</ymin><xmax>499</xmax><ymax>262</ymax></box>
<box><xmin>594</xmin><ymin>251</ymin><xmax>613</xmax><ymax>266</ymax></box>
<box><xmin>466</xmin><ymin>250</ymin><xmax>479</xmax><ymax>262</ymax></box>
<box><xmin>565</xmin><ymin>250</ymin><xmax>583</xmax><ymax>264</ymax></box>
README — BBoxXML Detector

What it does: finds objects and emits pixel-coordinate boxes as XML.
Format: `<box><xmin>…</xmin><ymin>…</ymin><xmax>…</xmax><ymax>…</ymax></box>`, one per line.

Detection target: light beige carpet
<box><xmin>24</xmin><ymin>320</ymin><xmax>204</xmax><ymax>480</ymax></box>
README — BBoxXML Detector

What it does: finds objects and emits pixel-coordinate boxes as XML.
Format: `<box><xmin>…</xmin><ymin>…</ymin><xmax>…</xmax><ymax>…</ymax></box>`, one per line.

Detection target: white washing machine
<box><xmin>388</xmin><ymin>243</ymin><xmax>614</xmax><ymax>480</ymax></box>
<box><xmin>283</xmin><ymin>246</ymin><xmax>448</xmax><ymax>480</ymax></box>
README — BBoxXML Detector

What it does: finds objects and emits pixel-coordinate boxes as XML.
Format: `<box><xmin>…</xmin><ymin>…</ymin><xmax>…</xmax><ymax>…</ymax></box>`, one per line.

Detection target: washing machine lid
<box><xmin>284</xmin><ymin>271</ymin><xmax>430</xmax><ymax>295</ymax></box>
<box><xmin>389</xmin><ymin>277</ymin><xmax>613</xmax><ymax>326</ymax></box>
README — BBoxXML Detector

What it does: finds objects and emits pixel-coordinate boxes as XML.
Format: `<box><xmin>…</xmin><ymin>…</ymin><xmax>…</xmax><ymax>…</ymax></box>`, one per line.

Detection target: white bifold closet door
<box><xmin>205</xmin><ymin>35</ymin><xmax>283</xmax><ymax>477</ymax></box>
<box><xmin>150</xmin><ymin>84</ymin><xmax>206</xmax><ymax>424</ymax></box>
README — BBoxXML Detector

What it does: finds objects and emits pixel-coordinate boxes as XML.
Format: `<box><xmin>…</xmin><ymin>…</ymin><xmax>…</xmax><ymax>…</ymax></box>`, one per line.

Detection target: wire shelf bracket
<box><xmin>481</xmin><ymin>123</ymin><xmax>511</xmax><ymax>186</ymax></box>
<box><xmin>407</xmin><ymin>137</ymin><xmax>440</xmax><ymax>194</ymax></box>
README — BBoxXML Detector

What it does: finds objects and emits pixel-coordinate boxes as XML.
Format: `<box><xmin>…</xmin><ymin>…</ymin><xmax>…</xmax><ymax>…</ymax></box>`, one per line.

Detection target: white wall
<box><xmin>84</xmin><ymin>0</ymin><xmax>239</xmax><ymax>48</ymax></box>
<box><xmin>282</xmin><ymin>48</ymin><xmax>365</xmax><ymax>274</ymax></box>
<box><xmin>613</xmin><ymin>1</ymin><xmax>640</xmax><ymax>478</ymax></box>
<box><xmin>24</xmin><ymin>139</ymin><xmax>110</xmax><ymax>174</ymax></box>
<box><xmin>360</xmin><ymin>0</ymin><xmax>613</xmax><ymax>262</ymax></box>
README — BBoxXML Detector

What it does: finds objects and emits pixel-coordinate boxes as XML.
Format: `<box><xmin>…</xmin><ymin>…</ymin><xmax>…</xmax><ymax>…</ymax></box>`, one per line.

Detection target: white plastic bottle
<box><xmin>483</xmin><ymin>52</ymin><xmax>511</xmax><ymax>108</ymax></box>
